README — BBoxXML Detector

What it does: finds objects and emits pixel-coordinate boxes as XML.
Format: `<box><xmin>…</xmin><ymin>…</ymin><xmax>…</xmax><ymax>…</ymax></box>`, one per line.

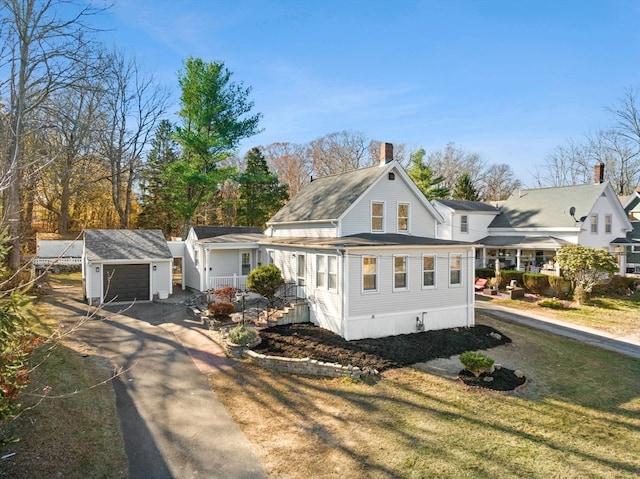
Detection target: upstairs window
<box><xmin>449</xmin><ymin>253</ymin><xmax>462</xmax><ymax>286</ymax></box>
<box><xmin>397</xmin><ymin>203</ymin><xmax>409</xmax><ymax>232</ymax></box>
<box><xmin>591</xmin><ymin>214</ymin><xmax>598</xmax><ymax>234</ymax></box>
<box><xmin>422</xmin><ymin>254</ymin><xmax>436</xmax><ymax>288</ymax></box>
<box><xmin>605</xmin><ymin>214</ymin><xmax>612</xmax><ymax>233</ymax></box>
<box><xmin>460</xmin><ymin>215</ymin><xmax>469</xmax><ymax>234</ymax></box>
<box><xmin>362</xmin><ymin>256</ymin><xmax>377</xmax><ymax>292</ymax></box>
<box><xmin>371</xmin><ymin>201</ymin><xmax>385</xmax><ymax>232</ymax></box>
<box><xmin>393</xmin><ymin>255</ymin><xmax>408</xmax><ymax>290</ymax></box>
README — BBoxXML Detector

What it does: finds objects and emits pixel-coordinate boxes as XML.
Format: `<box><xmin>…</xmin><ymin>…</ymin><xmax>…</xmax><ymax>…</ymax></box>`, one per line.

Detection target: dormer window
<box><xmin>371</xmin><ymin>201</ymin><xmax>385</xmax><ymax>232</ymax></box>
<box><xmin>398</xmin><ymin>203</ymin><xmax>409</xmax><ymax>233</ymax></box>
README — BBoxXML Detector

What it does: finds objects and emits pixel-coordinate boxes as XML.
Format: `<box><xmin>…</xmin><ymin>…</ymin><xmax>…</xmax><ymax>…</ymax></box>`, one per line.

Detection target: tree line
<box><xmin>2</xmin><ymin>1</ymin><xmax>639</xmax><ymax>271</ymax></box>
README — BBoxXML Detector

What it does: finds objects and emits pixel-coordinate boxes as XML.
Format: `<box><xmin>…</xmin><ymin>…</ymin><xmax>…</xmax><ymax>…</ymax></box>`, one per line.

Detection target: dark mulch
<box><xmin>254</xmin><ymin>322</ymin><xmax>511</xmax><ymax>372</ymax></box>
<box><xmin>458</xmin><ymin>367</ymin><xmax>527</xmax><ymax>391</ymax></box>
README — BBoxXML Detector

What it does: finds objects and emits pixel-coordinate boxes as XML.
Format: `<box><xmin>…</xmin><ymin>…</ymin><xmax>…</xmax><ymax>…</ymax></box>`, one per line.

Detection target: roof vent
<box><xmin>388</xmin><ymin>172</ymin><xmax>395</xmax><ymax>180</ymax></box>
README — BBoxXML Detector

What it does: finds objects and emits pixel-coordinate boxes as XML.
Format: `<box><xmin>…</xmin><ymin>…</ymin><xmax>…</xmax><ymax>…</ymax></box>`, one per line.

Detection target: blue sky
<box><xmin>94</xmin><ymin>0</ymin><xmax>640</xmax><ymax>186</ymax></box>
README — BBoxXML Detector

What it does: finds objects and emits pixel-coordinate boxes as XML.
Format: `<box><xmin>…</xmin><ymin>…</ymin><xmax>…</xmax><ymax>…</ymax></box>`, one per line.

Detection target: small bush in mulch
<box><xmin>458</xmin><ymin>367</ymin><xmax>526</xmax><ymax>391</ymax></box>
<box><xmin>254</xmin><ymin>322</ymin><xmax>511</xmax><ymax>372</ymax></box>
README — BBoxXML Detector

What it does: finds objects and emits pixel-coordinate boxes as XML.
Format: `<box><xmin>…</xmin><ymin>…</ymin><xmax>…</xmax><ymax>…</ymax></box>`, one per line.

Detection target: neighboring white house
<box><xmin>83</xmin><ymin>229</ymin><xmax>173</xmax><ymax>305</ymax></box>
<box><xmin>184</xmin><ymin>143</ymin><xmax>477</xmax><ymax>340</ymax></box>
<box><xmin>620</xmin><ymin>189</ymin><xmax>640</xmax><ymax>273</ymax></box>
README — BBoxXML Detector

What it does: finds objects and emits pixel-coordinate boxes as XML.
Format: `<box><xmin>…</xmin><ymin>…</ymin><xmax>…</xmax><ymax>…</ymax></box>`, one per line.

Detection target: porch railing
<box><xmin>207</xmin><ymin>274</ymin><xmax>248</xmax><ymax>292</ymax></box>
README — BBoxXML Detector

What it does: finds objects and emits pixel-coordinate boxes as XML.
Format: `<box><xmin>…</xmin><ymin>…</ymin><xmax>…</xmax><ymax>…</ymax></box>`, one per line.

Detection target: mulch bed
<box><xmin>458</xmin><ymin>367</ymin><xmax>526</xmax><ymax>391</ymax></box>
<box><xmin>254</xmin><ymin>322</ymin><xmax>511</xmax><ymax>372</ymax></box>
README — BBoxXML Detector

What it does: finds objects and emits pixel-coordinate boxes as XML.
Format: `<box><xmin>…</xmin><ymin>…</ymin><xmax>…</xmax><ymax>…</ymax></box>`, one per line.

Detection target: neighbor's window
<box><xmin>605</xmin><ymin>214</ymin><xmax>612</xmax><ymax>233</ymax></box>
<box><xmin>328</xmin><ymin>255</ymin><xmax>337</xmax><ymax>290</ymax></box>
<box><xmin>460</xmin><ymin>215</ymin><xmax>469</xmax><ymax>234</ymax></box>
<box><xmin>591</xmin><ymin>214</ymin><xmax>598</xmax><ymax>233</ymax></box>
<box><xmin>449</xmin><ymin>253</ymin><xmax>462</xmax><ymax>286</ymax></box>
<box><xmin>422</xmin><ymin>254</ymin><xmax>436</xmax><ymax>288</ymax></box>
<box><xmin>316</xmin><ymin>255</ymin><xmax>326</xmax><ymax>288</ymax></box>
<box><xmin>241</xmin><ymin>252</ymin><xmax>251</xmax><ymax>275</ymax></box>
<box><xmin>362</xmin><ymin>256</ymin><xmax>377</xmax><ymax>292</ymax></box>
<box><xmin>398</xmin><ymin>203</ymin><xmax>409</xmax><ymax>232</ymax></box>
<box><xmin>394</xmin><ymin>255</ymin><xmax>408</xmax><ymax>290</ymax></box>
<box><xmin>371</xmin><ymin>201</ymin><xmax>384</xmax><ymax>232</ymax></box>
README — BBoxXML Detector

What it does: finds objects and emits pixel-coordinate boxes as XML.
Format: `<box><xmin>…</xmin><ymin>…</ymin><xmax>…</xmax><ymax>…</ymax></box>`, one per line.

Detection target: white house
<box><xmin>185</xmin><ymin>143</ymin><xmax>477</xmax><ymax>340</ymax></box>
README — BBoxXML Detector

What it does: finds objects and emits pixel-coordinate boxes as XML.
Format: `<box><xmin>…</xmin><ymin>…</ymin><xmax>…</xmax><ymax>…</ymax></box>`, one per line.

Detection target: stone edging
<box><xmin>242</xmin><ymin>349</ymin><xmax>362</xmax><ymax>379</ymax></box>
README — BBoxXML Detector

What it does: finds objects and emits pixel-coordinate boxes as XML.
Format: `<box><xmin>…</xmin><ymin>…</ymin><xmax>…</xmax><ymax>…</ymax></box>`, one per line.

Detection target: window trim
<box><xmin>460</xmin><ymin>214</ymin><xmax>469</xmax><ymax>234</ymax></box>
<box><xmin>393</xmin><ymin>255</ymin><xmax>409</xmax><ymax>291</ymax></box>
<box><xmin>590</xmin><ymin>214</ymin><xmax>598</xmax><ymax>234</ymax></box>
<box><xmin>605</xmin><ymin>214</ymin><xmax>612</xmax><ymax>234</ymax></box>
<box><xmin>316</xmin><ymin>255</ymin><xmax>326</xmax><ymax>289</ymax></box>
<box><xmin>422</xmin><ymin>254</ymin><xmax>437</xmax><ymax>289</ymax></box>
<box><xmin>449</xmin><ymin>252</ymin><xmax>463</xmax><ymax>287</ymax></box>
<box><xmin>362</xmin><ymin>255</ymin><xmax>378</xmax><ymax>293</ymax></box>
<box><xmin>371</xmin><ymin>201</ymin><xmax>385</xmax><ymax>233</ymax></box>
<box><xmin>397</xmin><ymin>202</ymin><xmax>410</xmax><ymax>233</ymax></box>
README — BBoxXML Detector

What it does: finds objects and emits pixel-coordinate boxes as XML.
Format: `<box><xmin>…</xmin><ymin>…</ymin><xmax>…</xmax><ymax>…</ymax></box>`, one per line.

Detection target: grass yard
<box><xmin>479</xmin><ymin>290</ymin><xmax>640</xmax><ymax>339</ymax></box>
<box><xmin>208</xmin><ymin>315</ymin><xmax>640</xmax><ymax>478</ymax></box>
<box><xmin>0</xmin><ymin>272</ymin><xmax>127</xmax><ymax>479</ymax></box>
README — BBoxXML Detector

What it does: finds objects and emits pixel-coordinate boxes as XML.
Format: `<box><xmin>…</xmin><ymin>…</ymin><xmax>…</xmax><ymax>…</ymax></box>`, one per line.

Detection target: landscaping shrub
<box><xmin>213</xmin><ymin>286</ymin><xmax>238</xmax><ymax>303</ymax></box>
<box><xmin>227</xmin><ymin>324</ymin><xmax>259</xmax><ymax>346</ymax></box>
<box><xmin>475</xmin><ymin>268</ymin><xmax>494</xmax><ymax>279</ymax></box>
<box><xmin>208</xmin><ymin>301</ymin><xmax>235</xmax><ymax>320</ymax></box>
<box><xmin>500</xmin><ymin>270</ymin><xmax>524</xmax><ymax>289</ymax></box>
<box><xmin>247</xmin><ymin>264</ymin><xmax>285</xmax><ymax>307</ymax></box>
<box><xmin>548</xmin><ymin>276</ymin><xmax>571</xmax><ymax>298</ymax></box>
<box><xmin>592</xmin><ymin>275</ymin><xmax>638</xmax><ymax>297</ymax></box>
<box><xmin>538</xmin><ymin>298</ymin><xmax>565</xmax><ymax>309</ymax></box>
<box><xmin>523</xmin><ymin>273</ymin><xmax>550</xmax><ymax>294</ymax></box>
<box><xmin>459</xmin><ymin>351</ymin><xmax>495</xmax><ymax>378</ymax></box>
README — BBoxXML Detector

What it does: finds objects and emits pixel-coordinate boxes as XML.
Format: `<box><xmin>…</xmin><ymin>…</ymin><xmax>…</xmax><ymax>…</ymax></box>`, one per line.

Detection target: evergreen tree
<box><xmin>452</xmin><ymin>172</ymin><xmax>481</xmax><ymax>201</ymax></box>
<box><xmin>237</xmin><ymin>148</ymin><xmax>288</xmax><ymax>227</ymax></box>
<box><xmin>406</xmin><ymin>148</ymin><xmax>449</xmax><ymax>200</ymax></box>
<box><xmin>137</xmin><ymin>120</ymin><xmax>182</xmax><ymax>237</ymax></box>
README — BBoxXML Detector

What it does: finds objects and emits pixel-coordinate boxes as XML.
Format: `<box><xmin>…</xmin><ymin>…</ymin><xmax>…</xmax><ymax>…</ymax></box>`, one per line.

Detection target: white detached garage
<box><xmin>83</xmin><ymin>229</ymin><xmax>173</xmax><ymax>305</ymax></box>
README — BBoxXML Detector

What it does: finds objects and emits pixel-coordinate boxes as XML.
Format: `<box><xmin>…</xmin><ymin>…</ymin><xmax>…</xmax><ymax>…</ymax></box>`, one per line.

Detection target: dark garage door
<box><xmin>103</xmin><ymin>264</ymin><xmax>150</xmax><ymax>303</ymax></box>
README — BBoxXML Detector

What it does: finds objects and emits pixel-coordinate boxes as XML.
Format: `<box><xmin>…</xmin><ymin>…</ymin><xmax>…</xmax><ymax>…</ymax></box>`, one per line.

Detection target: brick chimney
<box><xmin>594</xmin><ymin>162</ymin><xmax>605</xmax><ymax>184</ymax></box>
<box><xmin>380</xmin><ymin>142</ymin><xmax>393</xmax><ymax>166</ymax></box>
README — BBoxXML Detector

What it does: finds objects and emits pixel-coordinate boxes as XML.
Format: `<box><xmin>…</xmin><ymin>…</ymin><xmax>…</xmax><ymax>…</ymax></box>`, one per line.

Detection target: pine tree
<box><xmin>406</xmin><ymin>149</ymin><xmax>449</xmax><ymax>200</ymax></box>
<box><xmin>237</xmin><ymin>148</ymin><xmax>288</xmax><ymax>227</ymax></box>
<box><xmin>452</xmin><ymin>173</ymin><xmax>480</xmax><ymax>201</ymax></box>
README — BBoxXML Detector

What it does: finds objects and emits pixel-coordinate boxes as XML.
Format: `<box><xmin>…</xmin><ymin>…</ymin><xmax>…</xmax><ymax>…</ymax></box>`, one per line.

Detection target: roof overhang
<box><xmin>476</xmin><ymin>235</ymin><xmax>571</xmax><ymax>249</ymax></box>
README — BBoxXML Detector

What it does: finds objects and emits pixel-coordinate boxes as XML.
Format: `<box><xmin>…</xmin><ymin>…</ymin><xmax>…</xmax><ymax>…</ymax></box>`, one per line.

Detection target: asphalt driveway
<box><xmin>63</xmin><ymin>288</ymin><xmax>265</xmax><ymax>479</ymax></box>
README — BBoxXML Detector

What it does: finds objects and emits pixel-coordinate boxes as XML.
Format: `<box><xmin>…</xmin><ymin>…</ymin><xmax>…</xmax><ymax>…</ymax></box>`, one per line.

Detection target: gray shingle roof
<box><xmin>84</xmin><ymin>229</ymin><xmax>172</xmax><ymax>261</ymax></box>
<box><xmin>192</xmin><ymin>226</ymin><xmax>263</xmax><ymax>239</ymax></box>
<box><xmin>267</xmin><ymin>163</ymin><xmax>391</xmax><ymax>224</ymax></box>
<box><xmin>476</xmin><ymin>235</ymin><xmax>570</xmax><ymax>249</ymax></box>
<box><xmin>436</xmin><ymin>199</ymin><xmax>499</xmax><ymax>213</ymax></box>
<box><xmin>261</xmin><ymin>233</ymin><xmax>470</xmax><ymax>248</ymax></box>
<box><xmin>488</xmin><ymin>183</ymin><xmax>610</xmax><ymax>229</ymax></box>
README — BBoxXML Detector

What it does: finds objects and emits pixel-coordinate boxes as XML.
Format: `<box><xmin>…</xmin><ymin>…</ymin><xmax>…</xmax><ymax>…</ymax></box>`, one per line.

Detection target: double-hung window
<box><xmin>605</xmin><ymin>214</ymin><xmax>612</xmax><ymax>233</ymax></box>
<box><xmin>394</xmin><ymin>255</ymin><xmax>408</xmax><ymax>290</ymax></box>
<box><xmin>362</xmin><ymin>256</ymin><xmax>377</xmax><ymax>292</ymax></box>
<box><xmin>422</xmin><ymin>254</ymin><xmax>436</xmax><ymax>288</ymax></box>
<box><xmin>371</xmin><ymin>201</ymin><xmax>384</xmax><ymax>232</ymax></box>
<box><xmin>327</xmin><ymin>255</ymin><xmax>337</xmax><ymax>290</ymax></box>
<box><xmin>398</xmin><ymin>203</ymin><xmax>409</xmax><ymax>233</ymax></box>
<box><xmin>449</xmin><ymin>253</ymin><xmax>462</xmax><ymax>286</ymax></box>
<box><xmin>460</xmin><ymin>215</ymin><xmax>469</xmax><ymax>234</ymax></box>
<box><xmin>316</xmin><ymin>255</ymin><xmax>326</xmax><ymax>288</ymax></box>
<box><xmin>591</xmin><ymin>214</ymin><xmax>598</xmax><ymax>233</ymax></box>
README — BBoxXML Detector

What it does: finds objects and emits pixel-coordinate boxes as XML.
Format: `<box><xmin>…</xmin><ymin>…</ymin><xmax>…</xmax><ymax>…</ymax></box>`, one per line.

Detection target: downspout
<box><xmin>469</xmin><ymin>247</ymin><xmax>475</xmax><ymax>327</ymax></box>
<box><xmin>338</xmin><ymin>249</ymin><xmax>348</xmax><ymax>340</ymax></box>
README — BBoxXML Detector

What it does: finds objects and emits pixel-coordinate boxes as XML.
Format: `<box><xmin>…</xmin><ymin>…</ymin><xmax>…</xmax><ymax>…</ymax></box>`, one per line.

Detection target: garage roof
<box><xmin>84</xmin><ymin>229</ymin><xmax>172</xmax><ymax>262</ymax></box>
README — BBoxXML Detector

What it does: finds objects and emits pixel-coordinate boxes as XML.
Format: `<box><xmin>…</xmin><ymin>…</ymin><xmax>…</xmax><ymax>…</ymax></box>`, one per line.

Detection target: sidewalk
<box><xmin>475</xmin><ymin>299</ymin><xmax>640</xmax><ymax>360</ymax></box>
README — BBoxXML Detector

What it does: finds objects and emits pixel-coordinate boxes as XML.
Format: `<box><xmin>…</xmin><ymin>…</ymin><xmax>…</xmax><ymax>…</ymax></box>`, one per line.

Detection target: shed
<box><xmin>83</xmin><ymin>229</ymin><xmax>173</xmax><ymax>305</ymax></box>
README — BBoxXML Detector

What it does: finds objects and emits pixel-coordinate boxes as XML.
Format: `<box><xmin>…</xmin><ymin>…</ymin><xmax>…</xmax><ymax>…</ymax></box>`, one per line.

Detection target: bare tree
<box><xmin>480</xmin><ymin>163</ymin><xmax>522</xmax><ymax>201</ymax></box>
<box><xmin>532</xmin><ymin>139</ymin><xmax>592</xmax><ymax>187</ymax></box>
<box><xmin>261</xmin><ymin>142</ymin><xmax>311</xmax><ymax>198</ymax></box>
<box><xmin>0</xmin><ymin>0</ymin><xmax>103</xmax><ymax>269</ymax></box>
<box><xmin>309</xmin><ymin>130</ymin><xmax>370</xmax><ymax>176</ymax></box>
<box><xmin>587</xmin><ymin>129</ymin><xmax>639</xmax><ymax>195</ymax></box>
<box><xmin>96</xmin><ymin>49</ymin><xmax>169</xmax><ymax>229</ymax></box>
<box><xmin>424</xmin><ymin>142</ymin><xmax>486</xmax><ymax>193</ymax></box>
<box><xmin>368</xmin><ymin>141</ymin><xmax>408</xmax><ymax>167</ymax></box>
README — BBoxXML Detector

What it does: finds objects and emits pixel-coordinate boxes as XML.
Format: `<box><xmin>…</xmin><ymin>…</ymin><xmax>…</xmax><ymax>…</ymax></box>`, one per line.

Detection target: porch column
<box><xmin>516</xmin><ymin>248</ymin><xmax>522</xmax><ymax>271</ymax></box>
<box><xmin>204</xmin><ymin>246</ymin><xmax>210</xmax><ymax>290</ymax></box>
<box><xmin>482</xmin><ymin>248</ymin><xmax>487</xmax><ymax>268</ymax></box>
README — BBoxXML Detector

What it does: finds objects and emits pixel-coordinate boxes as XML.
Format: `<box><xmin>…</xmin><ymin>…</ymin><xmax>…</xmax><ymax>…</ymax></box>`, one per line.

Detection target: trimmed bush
<box><xmin>500</xmin><ymin>270</ymin><xmax>524</xmax><ymax>289</ymax></box>
<box><xmin>523</xmin><ymin>273</ymin><xmax>550</xmax><ymax>294</ymax></box>
<box><xmin>459</xmin><ymin>351</ymin><xmax>495</xmax><ymax>378</ymax></box>
<box><xmin>213</xmin><ymin>286</ymin><xmax>238</xmax><ymax>303</ymax></box>
<box><xmin>247</xmin><ymin>264</ymin><xmax>285</xmax><ymax>307</ymax></box>
<box><xmin>475</xmin><ymin>268</ymin><xmax>494</xmax><ymax>279</ymax></box>
<box><xmin>227</xmin><ymin>324</ymin><xmax>259</xmax><ymax>346</ymax></box>
<box><xmin>538</xmin><ymin>298</ymin><xmax>565</xmax><ymax>309</ymax></box>
<box><xmin>208</xmin><ymin>301</ymin><xmax>235</xmax><ymax>319</ymax></box>
<box><xmin>592</xmin><ymin>275</ymin><xmax>638</xmax><ymax>296</ymax></box>
<box><xmin>548</xmin><ymin>276</ymin><xmax>571</xmax><ymax>298</ymax></box>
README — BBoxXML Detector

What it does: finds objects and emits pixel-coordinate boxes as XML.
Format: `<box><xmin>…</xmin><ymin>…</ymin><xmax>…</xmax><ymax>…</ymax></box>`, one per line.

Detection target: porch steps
<box><xmin>254</xmin><ymin>301</ymin><xmax>309</xmax><ymax>328</ymax></box>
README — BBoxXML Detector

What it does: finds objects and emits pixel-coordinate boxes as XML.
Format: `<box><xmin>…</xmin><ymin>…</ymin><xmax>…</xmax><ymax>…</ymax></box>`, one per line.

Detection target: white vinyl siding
<box><xmin>393</xmin><ymin>255</ymin><xmax>408</xmax><ymax>291</ymax></box>
<box><xmin>422</xmin><ymin>254</ymin><xmax>436</xmax><ymax>288</ymax></box>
